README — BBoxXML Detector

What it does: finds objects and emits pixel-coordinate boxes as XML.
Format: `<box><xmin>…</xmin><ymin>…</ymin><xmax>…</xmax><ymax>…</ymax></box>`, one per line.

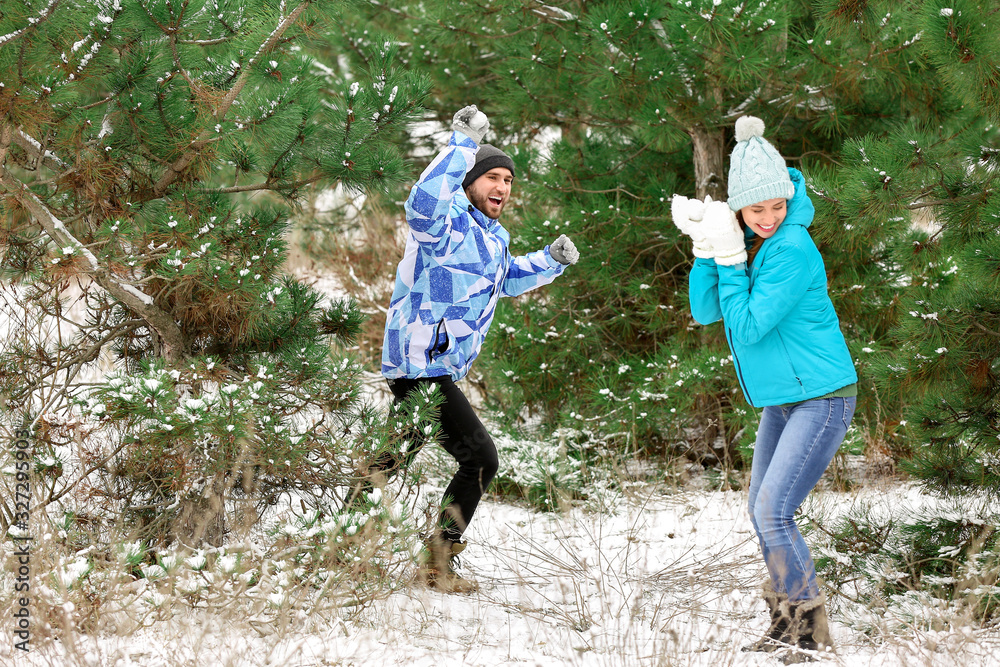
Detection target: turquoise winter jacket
<box><xmin>688</xmin><ymin>168</ymin><xmax>857</xmax><ymax>407</ymax></box>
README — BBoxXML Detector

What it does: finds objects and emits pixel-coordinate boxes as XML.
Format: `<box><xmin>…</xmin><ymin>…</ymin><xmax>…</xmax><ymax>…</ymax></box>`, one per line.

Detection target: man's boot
<box><xmin>779</xmin><ymin>596</ymin><xmax>834</xmax><ymax>664</ymax></box>
<box><xmin>419</xmin><ymin>535</ymin><xmax>478</xmax><ymax>594</ymax></box>
<box><xmin>742</xmin><ymin>582</ymin><xmax>789</xmax><ymax>652</ymax></box>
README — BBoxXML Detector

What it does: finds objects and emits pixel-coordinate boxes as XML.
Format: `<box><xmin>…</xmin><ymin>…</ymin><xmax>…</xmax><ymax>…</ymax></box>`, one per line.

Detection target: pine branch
<box><xmin>195</xmin><ymin>175</ymin><xmax>321</xmax><ymax>194</ymax></box>
<box><xmin>0</xmin><ymin>167</ymin><xmax>187</xmax><ymax>362</ymax></box>
<box><xmin>0</xmin><ymin>167</ymin><xmax>99</xmax><ymax>270</ymax></box>
<box><xmin>13</xmin><ymin>128</ymin><xmax>68</xmax><ymax>172</ymax></box>
<box><xmin>177</xmin><ymin>36</ymin><xmax>232</xmax><ymax>46</ymax></box>
<box><xmin>0</xmin><ymin>0</ymin><xmax>60</xmax><ymax>48</ymax></box>
<box><xmin>151</xmin><ymin>1</ymin><xmax>313</xmax><ymax>198</ymax></box>
<box><xmin>14</xmin><ymin>319</ymin><xmax>146</xmax><ymax>403</ymax></box>
<box><xmin>550</xmin><ymin>184</ymin><xmax>641</xmax><ymax>198</ymax></box>
<box><xmin>905</xmin><ymin>192</ymin><xmax>993</xmax><ymax>210</ymax></box>
<box><xmin>29</xmin><ymin>317</ymin><xmax>147</xmax><ymax>429</ymax></box>
<box><xmin>38</xmin><ymin>435</ymin><xmax>136</xmax><ymax>510</ymax></box>
<box><xmin>970</xmin><ymin>320</ymin><xmax>1000</xmax><ymax>338</ymax></box>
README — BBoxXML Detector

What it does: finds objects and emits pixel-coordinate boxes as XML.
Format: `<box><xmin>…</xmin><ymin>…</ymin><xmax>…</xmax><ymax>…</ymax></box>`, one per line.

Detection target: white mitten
<box><xmin>670</xmin><ymin>194</ymin><xmax>713</xmax><ymax>259</ymax></box>
<box><xmin>701</xmin><ymin>199</ymin><xmax>747</xmax><ymax>266</ymax></box>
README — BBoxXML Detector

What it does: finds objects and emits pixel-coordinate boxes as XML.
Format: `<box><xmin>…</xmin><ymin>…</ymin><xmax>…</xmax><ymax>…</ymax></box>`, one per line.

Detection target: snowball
<box><xmin>470</xmin><ymin>110</ymin><xmax>488</xmax><ymax>130</ymax></box>
<box><xmin>735</xmin><ymin>115</ymin><xmax>766</xmax><ymax>142</ymax></box>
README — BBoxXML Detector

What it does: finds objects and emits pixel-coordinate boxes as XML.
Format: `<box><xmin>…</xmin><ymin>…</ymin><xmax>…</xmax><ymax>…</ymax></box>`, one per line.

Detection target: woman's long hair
<box><xmin>736</xmin><ymin>210</ymin><xmax>766</xmax><ymax>267</ymax></box>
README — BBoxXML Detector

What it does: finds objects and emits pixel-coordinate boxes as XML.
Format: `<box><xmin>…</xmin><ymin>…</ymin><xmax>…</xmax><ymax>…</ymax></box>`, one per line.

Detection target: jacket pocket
<box><xmin>427</xmin><ymin>318</ymin><xmax>451</xmax><ymax>362</ymax></box>
<box><xmin>773</xmin><ymin>331</ymin><xmax>805</xmax><ymax>394</ymax></box>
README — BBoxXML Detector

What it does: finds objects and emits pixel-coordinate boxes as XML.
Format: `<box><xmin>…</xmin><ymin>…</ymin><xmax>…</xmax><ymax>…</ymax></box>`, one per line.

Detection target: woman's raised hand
<box><xmin>701</xmin><ymin>199</ymin><xmax>747</xmax><ymax>266</ymax></box>
<box><xmin>671</xmin><ymin>194</ymin><xmax>713</xmax><ymax>259</ymax></box>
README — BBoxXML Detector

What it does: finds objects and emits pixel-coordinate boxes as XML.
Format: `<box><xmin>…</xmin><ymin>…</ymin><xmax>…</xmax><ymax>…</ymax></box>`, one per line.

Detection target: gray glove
<box><xmin>549</xmin><ymin>234</ymin><xmax>579</xmax><ymax>265</ymax></box>
<box><xmin>701</xmin><ymin>199</ymin><xmax>746</xmax><ymax>266</ymax></box>
<box><xmin>452</xmin><ymin>105</ymin><xmax>490</xmax><ymax>145</ymax></box>
<box><xmin>670</xmin><ymin>194</ymin><xmax>713</xmax><ymax>259</ymax></box>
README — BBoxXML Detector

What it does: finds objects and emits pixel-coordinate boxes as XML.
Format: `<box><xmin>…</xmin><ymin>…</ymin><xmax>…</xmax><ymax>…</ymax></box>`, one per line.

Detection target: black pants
<box><xmin>387</xmin><ymin>376</ymin><xmax>499</xmax><ymax>543</ymax></box>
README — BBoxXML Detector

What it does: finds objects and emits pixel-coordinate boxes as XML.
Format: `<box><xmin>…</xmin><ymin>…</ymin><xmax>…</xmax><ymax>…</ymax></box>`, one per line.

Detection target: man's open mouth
<box><xmin>488</xmin><ymin>196</ymin><xmax>502</xmax><ymax>206</ymax></box>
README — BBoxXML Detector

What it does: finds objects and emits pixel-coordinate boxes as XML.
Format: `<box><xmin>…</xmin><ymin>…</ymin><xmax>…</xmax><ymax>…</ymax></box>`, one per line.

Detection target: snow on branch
<box><xmin>15</xmin><ymin>128</ymin><xmax>68</xmax><ymax>171</ymax></box>
<box><xmin>0</xmin><ymin>0</ymin><xmax>60</xmax><ymax>48</ymax></box>
<box><xmin>0</xmin><ymin>166</ymin><xmax>185</xmax><ymax>359</ymax></box>
<box><xmin>65</xmin><ymin>1</ymin><xmax>124</xmax><ymax>80</ymax></box>
<box><xmin>0</xmin><ymin>167</ymin><xmax>99</xmax><ymax>272</ymax></box>
<box><xmin>231</xmin><ymin>2</ymin><xmax>310</xmax><ymax>115</ymax></box>
<box><xmin>531</xmin><ymin>5</ymin><xmax>576</xmax><ymax>21</ymax></box>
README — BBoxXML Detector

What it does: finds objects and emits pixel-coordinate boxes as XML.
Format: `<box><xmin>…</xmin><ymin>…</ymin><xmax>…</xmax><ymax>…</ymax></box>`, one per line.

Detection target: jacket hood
<box><xmin>743</xmin><ymin>167</ymin><xmax>814</xmax><ymax>241</ymax></box>
<box><xmin>783</xmin><ymin>167</ymin><xmax>814</xmax><ymax>230</ymax></box>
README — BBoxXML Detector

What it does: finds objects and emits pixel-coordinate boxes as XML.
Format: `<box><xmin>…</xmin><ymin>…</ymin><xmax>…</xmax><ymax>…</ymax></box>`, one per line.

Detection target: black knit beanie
<box><xmin>462</xmin><ymin>144</ymin><xmax>516</xmax><ymax>189</ymax></box>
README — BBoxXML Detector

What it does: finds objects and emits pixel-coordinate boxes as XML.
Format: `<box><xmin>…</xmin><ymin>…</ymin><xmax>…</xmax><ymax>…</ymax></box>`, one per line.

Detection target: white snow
<box><xmin>8</xmin><ymin>478</ymin><xmax>999</xmax><ymax>666</ymax></box>
<box><xmin>113</xmin><ymin>280</ymin><xmax>154</xmax><ymax>306</ymax></box>
<box><xmin>0</xmin><ymin>0</ymin><xmax>58</xmax><ymax>47</ymax></box>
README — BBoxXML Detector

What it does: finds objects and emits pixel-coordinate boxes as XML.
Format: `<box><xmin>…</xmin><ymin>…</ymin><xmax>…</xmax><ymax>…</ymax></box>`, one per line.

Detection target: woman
<box><xmin>672</xmin><ymin>116</ymin><xmax>858</xmax><ymax>662</ymax></box>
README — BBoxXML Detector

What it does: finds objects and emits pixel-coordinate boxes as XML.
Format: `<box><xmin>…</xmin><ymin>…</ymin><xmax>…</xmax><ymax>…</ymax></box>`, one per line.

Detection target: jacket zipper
<box><xmin>429</xmin><ymin>317</ymin><xmax>447</xmax><ymax>361</ymax></box>
<box><xmin>726</xmin><ymin>327</ymin><xmax>753</xmax><ymax>406</ymax></box>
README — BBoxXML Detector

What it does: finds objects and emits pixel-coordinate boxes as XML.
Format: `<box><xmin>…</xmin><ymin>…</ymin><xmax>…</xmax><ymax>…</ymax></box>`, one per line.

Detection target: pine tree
<box><xmin>342</xmin><ymin>1</ymin><xmax>946</xmax><ymax>465</ymax></box>
<box><xmin>823</xmin><ymin>0</ymin><xmax>1000</xmax><ymax>496</ymax></box>
<box><xmin>0</xmin><ymin>0</ymin><xmax>428</xmax><ymax>543</ymax></box>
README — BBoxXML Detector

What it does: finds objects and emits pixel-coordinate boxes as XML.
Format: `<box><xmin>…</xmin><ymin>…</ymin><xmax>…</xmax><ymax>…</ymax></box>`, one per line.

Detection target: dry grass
<box><xmin>3</xmin><ymin>475</ymin><xmax>999</xmax><ymax>666</ymax></box>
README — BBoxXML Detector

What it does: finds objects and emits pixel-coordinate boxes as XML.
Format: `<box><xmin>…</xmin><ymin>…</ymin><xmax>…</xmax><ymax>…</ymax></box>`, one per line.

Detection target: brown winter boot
<box><xmin>779</xmin><ymin>596</ymin><xmax>834</xmax><ymax>664</ymax></box>
<box><xmin>742</xmin><ymin>582</ymin><xmax>789</xmax><ymax>653</ymax></box>
<box><xmin>419</xmin><ymin>536</ymin><xmax>479</xmax><ymax>594</ymax></box>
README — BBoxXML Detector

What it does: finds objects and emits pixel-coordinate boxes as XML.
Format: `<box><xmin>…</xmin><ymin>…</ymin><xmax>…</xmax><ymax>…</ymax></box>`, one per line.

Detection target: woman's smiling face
<box><xmin>740</xmin><ymin>198</ymin><xmax>787</xmax><ymax>238</ymax></box>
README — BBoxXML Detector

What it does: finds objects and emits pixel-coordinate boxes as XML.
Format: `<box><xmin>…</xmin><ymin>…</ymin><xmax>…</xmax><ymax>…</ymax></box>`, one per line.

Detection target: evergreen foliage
<box><xmin>814</xmin><ymin>0</ymin><xmax>1000</xmax><ymax>496</ymax></box>
<box><xmin>0</xmin><ymin>0</ymin><xmax>429</xmax><ymax>544</ymax></box>
<box><xmin>327</xmin><ymin>1</ymin><xmax>1000</xmax><ymax>600</ymax></box>
<box><xmin>340</xmin><ymin>1</ymin><xmax>948</xmax><ymax>464</ymax></box>
<box><xmin>811</xmin><ymin>498</ymin><xmax>999</xmax><ymax>625</ymax></box>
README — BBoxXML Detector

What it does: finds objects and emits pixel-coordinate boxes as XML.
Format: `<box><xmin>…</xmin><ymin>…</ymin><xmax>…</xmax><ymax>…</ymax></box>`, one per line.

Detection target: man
<box><xmin>381</xmin><ymin>105</ymin><xmax>579</xmax><ymax>592</ymax></box>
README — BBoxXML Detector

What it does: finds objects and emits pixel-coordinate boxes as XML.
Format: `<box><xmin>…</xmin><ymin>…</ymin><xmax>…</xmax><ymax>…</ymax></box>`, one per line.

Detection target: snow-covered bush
<box><xmin>810</xmin><ymin>495</ymin><xmax>1000</xmax><ymax>628</ymax></box>
<box><xmin>490</xmin><ymin>428</ymin><xmax>587</xmax><ymax>511</ymax></box>
<box><xmin>483</xmin><ymin>325</ymin><xmax>759</xmax><ymax>474</ymax></box>
<box><xmin>67</xmin><ymin>355</ymin><xmax>444</xmax><ymax>546</ymax></box>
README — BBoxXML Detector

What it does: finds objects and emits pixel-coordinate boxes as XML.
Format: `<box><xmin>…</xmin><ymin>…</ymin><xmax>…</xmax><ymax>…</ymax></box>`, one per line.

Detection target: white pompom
<box><xmin>470</xmin><ymin>111</ymin><xmax>488</xmax><ymax>130</ymax></box>
<box><xmin>735</xmin><ymin>115</ymin><xmax>766</xmax><ymax>142</ymax></box>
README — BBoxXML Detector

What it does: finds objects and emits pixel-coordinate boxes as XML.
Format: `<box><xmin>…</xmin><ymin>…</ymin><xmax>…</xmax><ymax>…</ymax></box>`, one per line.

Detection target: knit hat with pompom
<box><xmin>727</xmin><ymin>116</ymin><xmax>794</xmax><ymax>212</ymax></box>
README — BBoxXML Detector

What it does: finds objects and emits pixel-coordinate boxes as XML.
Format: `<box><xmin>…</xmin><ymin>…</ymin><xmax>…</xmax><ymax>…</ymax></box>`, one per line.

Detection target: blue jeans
<box><xmin>747</xmin><ymin>396</ymin><xmax>856</xmax><ymax>601</ymax></box>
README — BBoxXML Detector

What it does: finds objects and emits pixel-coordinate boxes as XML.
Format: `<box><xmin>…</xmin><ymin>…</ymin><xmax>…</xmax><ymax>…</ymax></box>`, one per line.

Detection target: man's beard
<box><xmin>469</xmin><ymin>190</ymin><xmax>504</xmax><ymax>218</ymax></box>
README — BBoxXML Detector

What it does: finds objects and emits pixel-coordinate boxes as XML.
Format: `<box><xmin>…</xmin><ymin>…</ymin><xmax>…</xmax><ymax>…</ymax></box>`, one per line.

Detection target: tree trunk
<box><xmin>689</xmin><ymin>125</ymin><xmax>727</xmax><ymax>201</ymax></box>
<box><xmin>171</xmin><ymin>477</ymin><xmax>228</xmax><ymax>547</ymax></box>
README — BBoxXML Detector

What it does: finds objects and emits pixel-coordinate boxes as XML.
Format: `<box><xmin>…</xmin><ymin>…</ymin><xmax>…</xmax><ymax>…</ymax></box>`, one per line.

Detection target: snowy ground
<box><xmin>4</xmin><ymin>273</ymin><xmax>998</xmax><ymax>667</ymax></box>
<box><xmin>7</xmin><ymin>477</ymin><xmax>999</xmax><ymax>667</ymax></box>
